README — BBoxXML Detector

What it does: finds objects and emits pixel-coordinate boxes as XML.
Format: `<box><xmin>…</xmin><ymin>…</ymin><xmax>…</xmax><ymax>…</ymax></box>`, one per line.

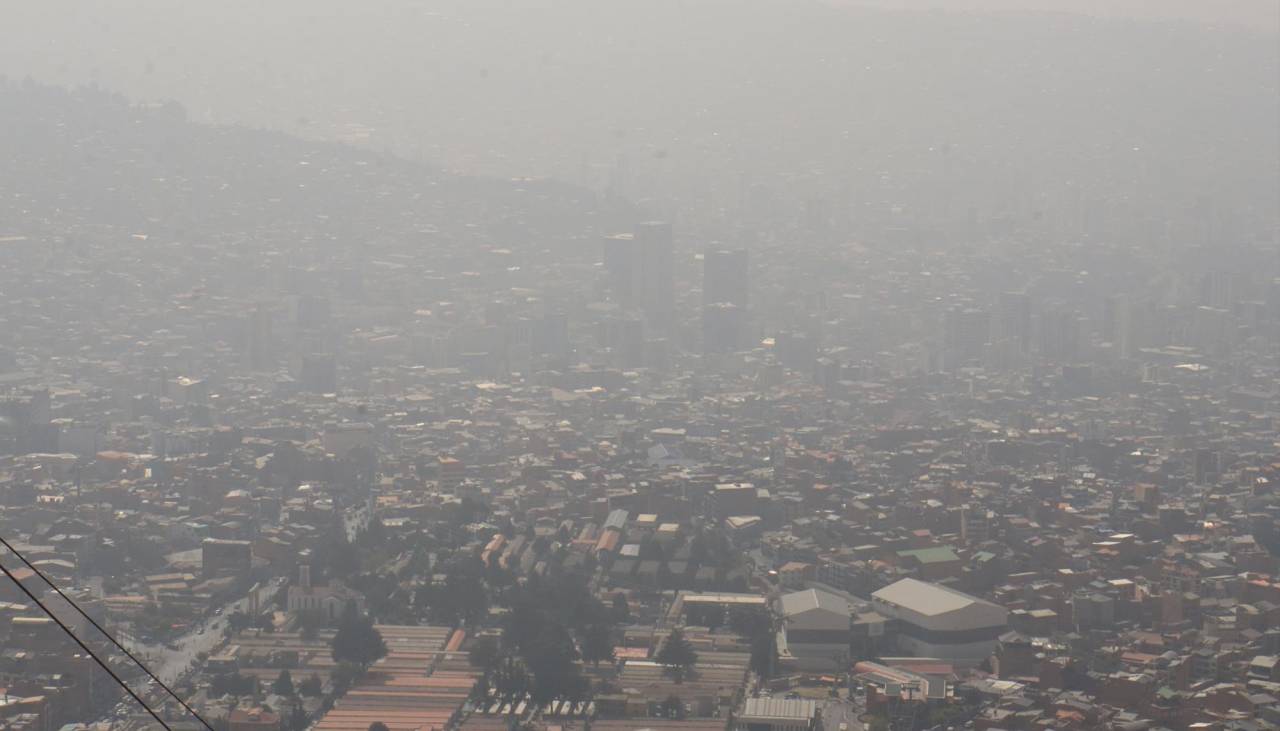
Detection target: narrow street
<box><xmin>94</xmin><ymin>579</ymin><xmax>285</xmax><ymax>723</ymax></box>
<box><xmin>121</xmin><ymin>579</ymin><xmax>282</xmax><ymax>684</ymax></box>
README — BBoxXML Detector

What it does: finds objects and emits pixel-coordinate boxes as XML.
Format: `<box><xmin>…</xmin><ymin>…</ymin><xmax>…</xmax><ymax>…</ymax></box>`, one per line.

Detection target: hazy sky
<box><xmin>836</xmin><ymin>0</ymin><xmax>1279</xmax><ymax>32</ymax></box>
<box><xmin>2</xmin><ymin>0</ymin><xmax>1275</xmax><ymax>228</ymax></box>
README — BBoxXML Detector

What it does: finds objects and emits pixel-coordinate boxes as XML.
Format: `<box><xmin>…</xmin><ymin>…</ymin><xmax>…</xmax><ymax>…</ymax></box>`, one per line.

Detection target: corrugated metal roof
<box><xmin>740</xmin><ymin>697</ymin><xmax>817</xmax><ymax>721</ymax></box>
<box><xmin>779</xmin><ymin>588</ymin><xmax>852</xmax><ymax>618</ymax></box>
<box><xmin>604</xmin><ymin>509</ymin><xmax>629</xmax><ymax>531</ymax></box>
<box><xmin>872</xmin><ymin>578</ymin><xmax>978</xmax><ymax>616</ymax></box>
<box><xmin>683</xmin><ymin>592</ymin><xmax>767</xmax><ymax>605</ymax></box>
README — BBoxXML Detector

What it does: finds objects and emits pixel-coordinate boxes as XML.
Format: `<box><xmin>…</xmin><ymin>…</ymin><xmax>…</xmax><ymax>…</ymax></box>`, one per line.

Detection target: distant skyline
<box><xmin>834</xmin><ymin>0</ymin><xmax>1279</xmax><ymax>33</ymax></box>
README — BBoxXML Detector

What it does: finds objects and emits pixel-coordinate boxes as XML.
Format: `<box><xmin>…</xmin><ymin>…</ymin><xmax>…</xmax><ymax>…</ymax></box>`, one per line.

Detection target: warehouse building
<box><xmin>870</xmin><ymin>578</ymin><xmax>1007</xmax><ymax>662</ymax></box>
<box><xmin>776</xmin><ymin>587</ymin><xmax>854</xmax><ymax>671</ymax></box>
<box><xmin>735</xmin><ymin>697</ymin><xmax>818</xmax><ymax>731</ymax></box>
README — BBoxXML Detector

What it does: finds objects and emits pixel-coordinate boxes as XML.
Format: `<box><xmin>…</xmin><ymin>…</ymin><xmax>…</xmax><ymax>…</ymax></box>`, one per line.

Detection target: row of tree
<box><xmin>468</xmin><ymin>571</ymin><xmax>605</xmax><ymax>709</ymax></box>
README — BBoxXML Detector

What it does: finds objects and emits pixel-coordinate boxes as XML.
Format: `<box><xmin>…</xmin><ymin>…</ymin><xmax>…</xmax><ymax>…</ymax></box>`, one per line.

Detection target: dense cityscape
<box><xmin>2</xmin><ymin>2</ymin><xmax>1279</xmax><ymax>731</ymax></box>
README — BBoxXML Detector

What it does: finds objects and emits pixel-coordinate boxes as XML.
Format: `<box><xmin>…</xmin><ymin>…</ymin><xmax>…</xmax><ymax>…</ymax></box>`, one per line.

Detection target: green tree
<box><xmin>288</xmin><ymin>701</ymin><xmax>309</xmax><ymax>731</ymax></box>
<box><xmin>362</xmin><ymin>518</ymin><xmax>387</xmax><ymax>547</ymax></box>
<box><xmin>469</xmin><ymin>634</ymin><xmax>501</xmax><ymax>671</ymax></box>
<box><xmin>531</xmin><ymin>535</ymin><xmax>551</xmax><ymax>556</ymax></box>
<box><xmin>490</xmin><ymin>654</ymin><xmax>532</xmax><ymax>714</ymax></box>
<box><xmin>469</xmin><ymin>668</ymin><xmax>493</xmax><ymax>706</ymax></box>
<box><xmin>492</xmin><ymin>580</ymin><xmax>593</xmax><ymax>706</ymax></box>
<box><xmin>316</xmin><ymin>526</ymin><xmax>361</xmax><ymax>580</ymax></box>
<box><xmin>330</xmin><ymin>662</ymin><xmax>363</xmax><ymax>695</ymax></box>
<box><xmin>528</xmin><ymin>641</ymin><xmax>584</xmax><ymax>705</ymax></box>
<box><xmin>272</xmin><ymin>669</ymin><xmax>295</xmax><ymax>696</ymax></box>
<box><xmin>662</xmin><ymin>695</ymin><xmax>686</xmax><ymax>719</ymax></box>
<box><xmin>656</xmin><ymin>628</ymin><xmax>697</xmax><ymax>683</ymax></box>
<box><xmin>434</xmin><ymin>557</ymin><xmax>489</xmax><ymax>625</ymax></box>
<box><xmin>503</xmin><ymin>602</ymin><xmax>546</xmax><ymax>655</ymax></box>
<box><xmin>748</xmin><ymin>629</ymin><xmax>777</xmax><ymax>679</ymax></box>
<box><xmin>331</xmin><ymin>604</ymin><xmax>388</xmax><ymax>668</ymax></box>
<box><xmin>562</xmin><ymin>671</ymin><xmax>592</xmax><ymax>706</ymax></box>
<box><xmin>728</xmin><ymin>608</ymin><xmax>776</xmax><ymax>679</ymax></box>
<box><xmin>299</xmin><ymin>614</ymin><xmax>320</xmax><ymax>641</ymax></box>
<box><xmin>226</xmin><ymin>611</ymin><xmax>253</xmax><ymax>634</ymax></box>
<box><xmin>611</xmin><ymin>593</ymin><xmax>631</xmax><ymax>624</ymax></box>
<box><xmin>925</xmin><ymin>703</ymin><xmax>969</xmax><ymax>727</ymax></box>
<box><xmin>579</xmin><ymin>623</ymin><xmax>616</xmax><ymax>668</ymax></box>
<box><xmin>298</xmin><ymin>673</ymin><xmax>323</xmax><ymax>697</ymax></box>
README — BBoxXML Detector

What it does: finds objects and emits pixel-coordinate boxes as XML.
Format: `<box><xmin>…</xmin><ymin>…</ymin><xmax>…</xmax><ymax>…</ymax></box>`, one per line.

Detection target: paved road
<box><xmin>154</xmin><ymin>579</ymin><xmax>283</xmax><ymax>682</ymax></box>
<box><xmin>115</xmin><ymin>578</ymin><xmax>283</xmax><ymax>684</ymax></box>
<box><xmin>822</xmin><ymin>698</ymin><xmax>865</xmax><ymax>731</ymax></box>
<box><xmin>94</xmin><ymin>579</ymin><xmax>285</xmax><ymax>725</ymax></box>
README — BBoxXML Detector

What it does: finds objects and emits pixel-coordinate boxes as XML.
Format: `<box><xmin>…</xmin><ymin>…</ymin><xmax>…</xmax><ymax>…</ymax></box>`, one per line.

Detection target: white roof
<box><xmin>740</xmin><ymin>697</ymin><xmax>817</xmax><ymax>722</ymax></box>
<box><xmin>683</xmin><ymin>592</ymin><xmax>767</xmax><ymax>605</ymax></box>
<box><xmin>779</xmin><ymin>588</ymin><xmax>852</xmax><ymax>619</ymax></box>
<box><xmin>872</xmin><ymin>578</ymin><xmax>1007</xmax><ymax>632</ymax></box>
<box><xmin>873</xmin><ymin>579</ymin><xmax>975</xmax><ymax>616</ymax></box>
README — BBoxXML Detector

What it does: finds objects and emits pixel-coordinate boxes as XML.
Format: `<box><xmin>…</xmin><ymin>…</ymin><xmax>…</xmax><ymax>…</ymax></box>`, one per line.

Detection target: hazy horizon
<box><xmin>2</xmin><ymin>0</ymin><xmax>1275</xmax><ymax>226</ymax></box>
<box><xmin>834</xmin><ymin>0</ymin><xmax>1279</xmax><ymax>33</ymax></box>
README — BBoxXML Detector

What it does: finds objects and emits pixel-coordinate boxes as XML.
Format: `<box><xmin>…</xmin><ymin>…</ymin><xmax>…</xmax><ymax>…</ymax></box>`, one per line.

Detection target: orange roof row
<box><xmin>313</xmin><ymin>625</ymin><xmax>480</xmax><ymax>731</ymax></box>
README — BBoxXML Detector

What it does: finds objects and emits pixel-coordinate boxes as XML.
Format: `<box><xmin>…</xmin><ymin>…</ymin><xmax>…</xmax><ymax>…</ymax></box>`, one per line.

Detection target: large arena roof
<box><xmin>871</xmin><ymin>578</ymin><xmax>1007</xmax><ymax>632</ymax></box>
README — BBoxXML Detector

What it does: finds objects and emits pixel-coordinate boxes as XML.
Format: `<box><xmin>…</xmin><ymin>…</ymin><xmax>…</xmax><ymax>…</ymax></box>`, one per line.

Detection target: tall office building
<box><xmin>608</xmin><ymin>317</ymin><xmax>646</xmax><ymax>368</ymax></box>
<box><xmin>703</xmin><ymin>248</ymin><xmax>749</xmax><ymax>308</ymax></box>
<box><xmin>942</xmin><ymin>307</ymin><xmax>991</xmax><ymax>368</ymax></box>
<box><xmin>1194</xmin><ymin>449</ymin><xmax>1220</xmax><ymax>486</ymax></box>
<box><xmin>1200</xmin><ymin>271</ymin><xmax>1238</xmax><ymax>310</ymax></box>
<box><xmin>1038</xmin><ymin>308</ymin><xmax>1082</xmax><ymax>361</ymax></box>
<box><xmin>244</xmin><ymin>304</ymin><xmax>274</xmax><ymax>372</ymax></box>
<box><xmin>635</xmin><ymin>221</ymin><xmax>675</xmax><ymax>324</ymax></box>
<box><xmin>603</xmin><ymin>222</ymin><xmax>675</xmax><ymax>327</ymax></box>
<box><xmin>602</xmin><ymin>233</ymin><xmax>642</xmax><ymax>309</ymax></box>
<box><xmin>703</xmin><ymin>302</ymin><xmax>746</xmax><ymax>354</ymax></box>
<box><xmin>531</xmin><ymin>312</ymin><xmax>571</xmax><ymax>360</ymax></box>
<box><xmin>995</xmin><ymin>292</ymin><xmax>1031</xmax><ymax>354</ymax></box>
<box><xmin>1191</xmin><ymin>305</ymin><xmax>1233</xmax><ymax>355</ymax></box>
<box><xmin>1103</xmin><ymin>294</ymin><xmax>1136</xmax><ymax>359</ymax></box>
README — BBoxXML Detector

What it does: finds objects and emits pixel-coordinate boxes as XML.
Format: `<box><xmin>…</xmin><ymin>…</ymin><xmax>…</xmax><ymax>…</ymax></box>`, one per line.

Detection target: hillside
<box><xmin>2</xmin><ymin>0</ymin><xmax>1275</xmax><ymax>230</ymax></box>
<box><xmin>0</xmin><ymin>80</ymin><xmax>620</xmax><ymax>256</ymax></box>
